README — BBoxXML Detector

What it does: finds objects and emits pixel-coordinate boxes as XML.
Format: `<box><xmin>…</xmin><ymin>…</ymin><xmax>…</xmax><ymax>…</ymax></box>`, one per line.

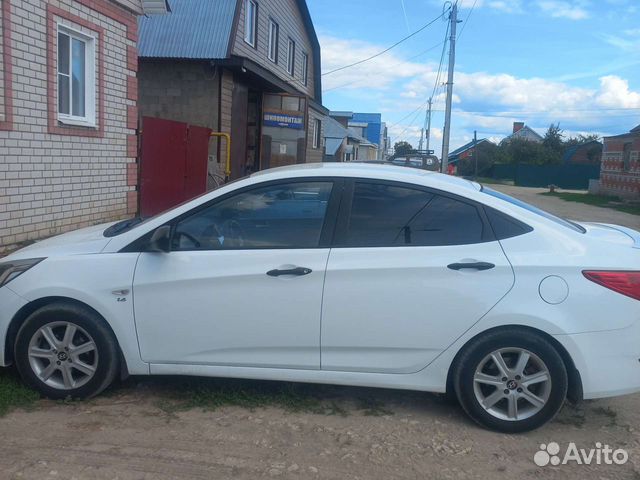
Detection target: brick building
<box><xmin>0</xmin><ymin>0</ymin><xmax>167</xmax><ymax>253</ymax></box>
<box><xmin>137</xmin><ymin>0</ymin><xmax>327</xmax><ymax>182</ymax></box>
<box><xmin>600</xmin><ymin>125</ymin><xmax>640</xmax><ymax>199</ymax></box>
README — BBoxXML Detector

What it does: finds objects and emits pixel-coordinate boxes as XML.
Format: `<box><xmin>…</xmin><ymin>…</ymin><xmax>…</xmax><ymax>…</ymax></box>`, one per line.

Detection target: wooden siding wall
<box><xmin>232</xmin><ymin>0</ymin><xmax>315</xmax><ymax>100</ymax></box>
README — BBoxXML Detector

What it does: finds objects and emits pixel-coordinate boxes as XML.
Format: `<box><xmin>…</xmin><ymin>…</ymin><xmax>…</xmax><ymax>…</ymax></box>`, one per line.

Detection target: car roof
<box><xmin>250</xmin><ymin>163</ymin><xmax>481</xmax><ymax>192</ymax></box>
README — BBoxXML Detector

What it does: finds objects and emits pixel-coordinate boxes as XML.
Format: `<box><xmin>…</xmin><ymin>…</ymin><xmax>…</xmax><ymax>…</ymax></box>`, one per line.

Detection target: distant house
<box><xmin>0</xmin><ymin>0</ymin><xmax>169</xmax><ymax>253</ymax></box>
<box><xmin>562</xmin><ymin>140</ymin><xmax>602</xmax><ymax>165</ymax></box>
<box><xmin>599</xmin><ymin>125</ymin><xmax>640</xmax><ymax>199</ymax></box>
<box><xmin>351</xmin><ymin>113</ymin><xmax>389</xmax><ymax>161</ymax></box>
<box><xmin>500</xmin><ymin>122</ymin><xmax>543</xmax><ymax>144</ymax></box>
<box><xmin>324</xmin><ymin>115</ymin><xmax>374</xmax><ymax>162</ymax></box>
<box><xmin>138</xmin><ymin>0</ymin><xmax>327</xmax><ymax>181</ymax></box>
<box><xmin>448</xmin><ymin>138</ymin><xmax>492</xmax><ymax>164</ymax></box>
<box><xmin>324</xmin><ymin>111</ymin><xmax>389</xmax><ymax>160</ymax></box>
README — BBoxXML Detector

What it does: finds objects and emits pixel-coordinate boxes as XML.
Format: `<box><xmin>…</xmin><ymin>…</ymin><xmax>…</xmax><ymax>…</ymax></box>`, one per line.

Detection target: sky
<box><xmin>306</xmin><ymin>0</ymin><xmax>640</xmax><ymax>156</ymax></box>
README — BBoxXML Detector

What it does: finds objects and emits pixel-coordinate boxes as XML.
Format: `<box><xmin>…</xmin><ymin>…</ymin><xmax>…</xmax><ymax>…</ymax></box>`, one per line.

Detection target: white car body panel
<box><xmin>1</xmin><ymin>163</ymin><xmax>639</xmax><ymax>401</ymax></box>
<box><xmin>320</xmin><ymin>242</ymin><xmax>514</xmax><ymax>373</ymax></box>
<box><xmin>2</xmin><ymin>253</ymin><xmax>149</xmax><ymax>374</ymax></box>
<box><xmin>133</xmin><ymin>249</ymin><xmax>329</xmax><ymax>368</ymax></box>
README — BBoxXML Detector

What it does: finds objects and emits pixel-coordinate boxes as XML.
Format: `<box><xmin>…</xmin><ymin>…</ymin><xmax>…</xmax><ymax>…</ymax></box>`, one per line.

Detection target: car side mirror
<box><xmin>148</xmin><ymin>225</ymin><xmax>171</xmax><ymax>253</ymax></box>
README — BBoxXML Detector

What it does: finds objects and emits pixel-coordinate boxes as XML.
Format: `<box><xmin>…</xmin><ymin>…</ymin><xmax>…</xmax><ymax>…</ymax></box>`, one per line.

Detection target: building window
<box><xmin>301</xmin><ymin>52</ymin><xmax>308</xmax><ymax>86</ymax></box>
<box><xmin>287</xmin><ymin>37</ymin><xmax>295</xmax><ymax>76</ymax></box>
<box><xmin>57</xmin><ymin>25</ymin><xmax>95</xmax><ymax>126</ymax></box>
<box><xmin>244</xmin><ymin>0</ymin><xmax>257</xmax><ymax>47</ymax></box>
<box><xmin>312</xmin><ymin>118</ymin><xmax>321</xmax><ymax>149</ymax></box>
<box><xmin>268</xmin><ymin>19</ymin><xmax>279</xmax><ymax>63</ymax></box>
<box><xmin>623</xmin><ymin>142</ymin><xmax>632</xmax><ymax>171</ymax></box>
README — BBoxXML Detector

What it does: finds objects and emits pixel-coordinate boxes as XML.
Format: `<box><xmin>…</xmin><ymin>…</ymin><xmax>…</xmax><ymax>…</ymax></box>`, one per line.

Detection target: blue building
<box><xmin>349</xmin><ymin>113</ymin><xmax>389</xmax><ymax>160</ymax></box>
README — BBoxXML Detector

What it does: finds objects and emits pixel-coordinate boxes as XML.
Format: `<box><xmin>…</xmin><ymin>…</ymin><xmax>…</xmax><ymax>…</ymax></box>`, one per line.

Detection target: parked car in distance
<box><xmin>390</xmin><ymin>154</ymin><xmax>441</xmax><ymax>172</ymax></box>
<box><xmin>1</xmin><ymin>163</ymin><xmax>639</xmax><ymax>432</ymax></box>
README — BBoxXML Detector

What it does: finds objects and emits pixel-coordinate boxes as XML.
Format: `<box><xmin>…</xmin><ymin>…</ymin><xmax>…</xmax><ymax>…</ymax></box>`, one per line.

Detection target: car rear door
<box><xmin>320</xmin><ymin>179</ymin><xmax>514</xmax><ymax>373</ymax></box>
<box><xmin>132</xmin><ymin>179</ymin><xmax>341</xmax><ymax>369</ymax></box>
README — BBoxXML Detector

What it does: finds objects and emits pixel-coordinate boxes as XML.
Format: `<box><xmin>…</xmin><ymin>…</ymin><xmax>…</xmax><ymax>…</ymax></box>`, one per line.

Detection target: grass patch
<box><xmin>540</xmin><ymin>192</ymin><xmax>640</xmax><ymax>216</ymax></box>
<box><xmin>356</xmin><ymin>396</ymin><xmax>394</xmax><ymax>416</ymax></box>
<box><xmin>152</xmin><ymin>378</ymin><xmax>351</xmax><ymax>417</ymax></box>
<box><xmin>0</xmin><ymin>369</ymin><xmax>39</xmax><ymax>416</ymax></box>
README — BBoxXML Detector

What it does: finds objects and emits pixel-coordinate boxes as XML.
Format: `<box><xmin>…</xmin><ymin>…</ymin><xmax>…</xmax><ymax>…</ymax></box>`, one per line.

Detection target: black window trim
<box><xmin>331</xmin><ymin>178</ymin><xmax>498</xmax><ymax>248</ymax></box>
<box><xmin>121</xmin><ymin>177</ymin><xmax>344</xmax><ymax>253</ymax></box>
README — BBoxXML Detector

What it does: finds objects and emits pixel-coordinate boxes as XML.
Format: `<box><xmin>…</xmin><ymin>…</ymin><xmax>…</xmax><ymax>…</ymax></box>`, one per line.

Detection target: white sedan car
<box><xmin>1</xmin><ymin>163</ymin><xmax>639</xmax><ymax>432</ymax></box>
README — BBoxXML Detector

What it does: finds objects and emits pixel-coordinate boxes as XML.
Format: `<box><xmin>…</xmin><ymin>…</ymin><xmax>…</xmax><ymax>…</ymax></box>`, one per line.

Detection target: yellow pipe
<box><xmin>210</xmin><ymin>132</ymin><xmax>231</xmax><ymax>181</ymax></box>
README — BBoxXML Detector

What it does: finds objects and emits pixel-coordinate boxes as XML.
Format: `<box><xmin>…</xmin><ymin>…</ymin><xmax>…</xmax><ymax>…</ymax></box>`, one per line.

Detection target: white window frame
<box><xmin>57</xmin><ymin>24</ymin><xmax>96</xmax><ymax>127</ymax></box>
<box><xmin>301</xmin><ymin>52</ymin><xmax>308</xmax><ymax>86</ymax></box>
<box><xmin>268</xmin><ymin>19</ymin><xmax>279</xmax><ymax>63</ymax></box>
<box><xmin>286</xmin><ymin>37</ymin><xmax>295</xmax><ymax>76</ymax></box>
<box><xmin>244</xmin><ymin>0</ymin><xmax>257</xmax><ymax>48</ymax></box>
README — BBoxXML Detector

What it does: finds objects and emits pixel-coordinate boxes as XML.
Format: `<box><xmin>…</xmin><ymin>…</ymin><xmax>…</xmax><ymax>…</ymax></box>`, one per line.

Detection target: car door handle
<box><xmin>447</xmin><ymin>261</ymin><xmax>495</xmax><ymax>271</ymax></box>
<box><xmin>266</xmin><ymin>267</ymin><xmax>313</xmax><ymax>277</ymax></box>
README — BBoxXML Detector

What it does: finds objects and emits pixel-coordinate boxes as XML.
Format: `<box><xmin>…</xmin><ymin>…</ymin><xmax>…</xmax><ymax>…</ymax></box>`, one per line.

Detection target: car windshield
<box><xmin>481</xmin><ymin>186</ymin><xmax>585</xmax><ymax>233</ymax></box>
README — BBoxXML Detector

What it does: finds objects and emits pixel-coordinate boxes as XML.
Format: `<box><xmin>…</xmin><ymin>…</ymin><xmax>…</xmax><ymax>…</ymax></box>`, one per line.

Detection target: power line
<box><xmin>389</xmin><ymin>17</ymin><xmax>451</xmax><ymax>141</ymax></box>
<box><xmin>321</xmin><ymin>9</ymin><xmax>450</xmax><ymax>77</ymax></box>
<box><xmin>430</xmin><ymin>21</ymin><xmax>450</xmax><ymax>105</ymax></box>
<box><xmin>323</xmin><ymin>41</ymin><xmax>446</xmax><ymax>93</ymax></box>
<box><xmin>456</xmin><ymin>0</ymin><xmax>478</xmax><ymax>41</ymax></box>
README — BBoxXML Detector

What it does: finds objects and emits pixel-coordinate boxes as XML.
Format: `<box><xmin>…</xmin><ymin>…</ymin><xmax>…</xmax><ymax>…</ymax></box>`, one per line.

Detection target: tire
<box><xmin>453</xmin><ymin>328</ymin><xmax>567</xmax><ymax>433</ymax></box>
<box><xmin>14</xmin><ymin>302</ymin><xmax>119</xmax><ymax>400</ymax></box>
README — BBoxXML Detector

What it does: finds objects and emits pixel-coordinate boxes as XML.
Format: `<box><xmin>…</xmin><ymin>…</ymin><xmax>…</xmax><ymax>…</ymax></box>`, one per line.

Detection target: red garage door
<box><xmin>139</xmin><ymin>117</ymin><xmax>211</xmax><ymax>217</ymax></box>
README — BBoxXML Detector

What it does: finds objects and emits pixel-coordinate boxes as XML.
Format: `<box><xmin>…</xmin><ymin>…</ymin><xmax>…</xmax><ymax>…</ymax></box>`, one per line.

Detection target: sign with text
<box><xmin>263</xmin><ymin>111</ymin><xmax>304</xmax><ymax>130</ymax></box>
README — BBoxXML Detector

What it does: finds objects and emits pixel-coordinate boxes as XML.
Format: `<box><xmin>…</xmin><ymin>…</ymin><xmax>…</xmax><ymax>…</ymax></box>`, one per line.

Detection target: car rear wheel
<box><xmin>14</xmin><ymin>303</ymin><xmax>119</xmax><ymax>399</ymax></box>
<box><xmin>453</xmin><ymin>329</ymin><xmax>567</xmax><ymax>433</ymax></box>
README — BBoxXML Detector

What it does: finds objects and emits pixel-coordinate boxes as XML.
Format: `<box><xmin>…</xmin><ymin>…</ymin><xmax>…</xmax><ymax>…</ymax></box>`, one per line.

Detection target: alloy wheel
<box><xmin>27</xmin><ymin>321</ymin><xmax>99</xmax><ymax>390</ymax></box>
<box><xmin>472</xmin><ymin>347</ymin><xmax>551</xmax><ymax>421</ymax></box>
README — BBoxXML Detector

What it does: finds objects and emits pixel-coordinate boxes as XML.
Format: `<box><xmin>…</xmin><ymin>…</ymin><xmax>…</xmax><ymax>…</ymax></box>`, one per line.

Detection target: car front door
<box><xmin>321</xmin><ymin>180</ymin><xmax>514</xmax><ymax>374</ymax></box>
<box><xmin>132</xmin><ymin>179</ymin><xmax>340</xmax><ymax>369</ymax></box>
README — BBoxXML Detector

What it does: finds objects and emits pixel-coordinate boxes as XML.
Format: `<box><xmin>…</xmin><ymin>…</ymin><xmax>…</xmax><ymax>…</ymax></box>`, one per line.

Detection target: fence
<box><xmin>490</xmin><ymin>164</ymin><xmax>600</xmax><ymax>189</ymax></box>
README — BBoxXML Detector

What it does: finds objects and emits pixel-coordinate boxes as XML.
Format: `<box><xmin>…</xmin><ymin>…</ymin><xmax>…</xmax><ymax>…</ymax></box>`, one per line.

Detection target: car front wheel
<box><xmin>14</xmin><ymin>303</ymin><xmax>119</xmax><ymax>399</ymax></box>
<box><xmin>453</xmin><ymin>329</ymin><xmax>568</xmax><ymax>433</ymax></box>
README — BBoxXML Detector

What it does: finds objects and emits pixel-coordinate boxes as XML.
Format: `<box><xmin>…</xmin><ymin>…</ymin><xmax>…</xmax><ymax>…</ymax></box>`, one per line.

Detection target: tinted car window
<box><xmin>343</xmin><ymin>182</ymin><xmax>486</xmax><ymax>247</ymax></box>
<box><xmin>173</xmin><ymin>182</ymin><xmax>333</xmax><ymax>250</ymax></box>
<box><xmin>485</xmin><ymin>207</ymin><xmax>533</xmax><ymax>240</ymax></box>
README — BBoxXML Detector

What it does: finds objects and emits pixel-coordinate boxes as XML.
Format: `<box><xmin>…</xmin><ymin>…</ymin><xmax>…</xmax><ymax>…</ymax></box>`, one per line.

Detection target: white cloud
<box><xmin>601</xmin><ymin>28</ymin><xmax>640</xmax><ymax>52</ymax></box>
<box><xmin>319</xmin><ymin>35</ymin><xmax>431</xmax><ymax>91</ymax></box>
<box><xmin>320</xmin><ymin>36</ymin><xmax>639</xmax><ymax>155</ymax></box>
<box><xmin>487</xmin><ymin>1</ymin><xmax>525</xmax><ymax>14</ymax></box>
<box><xmin>537</xmin><ymin>1</ymin><xmax>590</xmax><ymax>20</ymax></box>
<box><xmin>595</xmin><ymin>76</ymin><xmax>640</xmax><ymax>108</ymax></box>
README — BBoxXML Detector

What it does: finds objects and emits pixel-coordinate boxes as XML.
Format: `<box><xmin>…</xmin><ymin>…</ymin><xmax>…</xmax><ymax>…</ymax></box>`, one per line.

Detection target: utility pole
<box><xmin>440</xmin><ymin>1</ymin><xmax>459</xmax><ymax>174</ymax></box>
<box><xmin>418</xmin><ymin>128</ymin><xmax>425</xmax><ymax>152</ymax></box>
<box><xmin>425</xmin><ymin>97</ymin><xmax>433</xmax><ymax>153</ymax></box>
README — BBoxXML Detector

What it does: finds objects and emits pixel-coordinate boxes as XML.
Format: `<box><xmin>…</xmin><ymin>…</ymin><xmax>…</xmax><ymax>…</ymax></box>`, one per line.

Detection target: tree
<box><xmin>457</xmin><ymin>141</ymin><xmax>502</xmax><ymax>177</ymax></box>
<box><xmin>565</xmin><ymin>133</ymin><xmax>601</xmax><ymax>147</ymax></box>
<box><xmin>393</xmin><ymin>141</ymin><xmax>414</xmax><ymax>157</ymax></box>
<box><xmin>502</xmin><ymin>138</ymin><xmax>557</xmax><ymax>166</ymax></box>
<box><xmin>542</xmin><ymin>123</ymin><xmax>564</xmax><ymax>161</ymax></box>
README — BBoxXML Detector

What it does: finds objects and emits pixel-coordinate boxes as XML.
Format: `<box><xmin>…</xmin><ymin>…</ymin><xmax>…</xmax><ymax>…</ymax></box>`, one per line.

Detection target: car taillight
<box><xmin>583</xmin><ymin>271</ymin><xmax>640</xmax><ymax>301</ymax></box>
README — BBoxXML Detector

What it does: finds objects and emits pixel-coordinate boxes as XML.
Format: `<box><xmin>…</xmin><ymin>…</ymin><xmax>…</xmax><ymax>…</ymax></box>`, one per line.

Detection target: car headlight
<box><xmin>0</xmin><ymin>258</ymin><xmax>45</xmax><ymax>288</ymax></box>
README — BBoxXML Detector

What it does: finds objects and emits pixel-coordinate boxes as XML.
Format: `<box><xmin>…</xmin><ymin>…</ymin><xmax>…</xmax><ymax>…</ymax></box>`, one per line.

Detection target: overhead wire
<box><xmin>321</xmin><ymin>8</ymin><xmax>450</xmax><ymax>77</ymax></box>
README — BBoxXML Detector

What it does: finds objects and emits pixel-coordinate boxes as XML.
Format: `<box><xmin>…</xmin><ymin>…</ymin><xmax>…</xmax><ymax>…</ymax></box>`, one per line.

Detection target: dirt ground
<box><xmin>1</xmin><ymin>186</ymin><xmax>640</xmax><ymax>480</ymax></box>
<box><xmin>491</xmin><ymin>185</ymin><xmax>640</xmax><ymax>230</ymax></box>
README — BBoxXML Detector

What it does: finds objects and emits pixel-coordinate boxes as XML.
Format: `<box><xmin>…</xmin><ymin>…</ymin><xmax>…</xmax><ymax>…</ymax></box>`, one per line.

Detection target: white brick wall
<box><xmin>0</xmin><ymin>0</ymin><xmax>138</xmax><ymax>252</ymax></box>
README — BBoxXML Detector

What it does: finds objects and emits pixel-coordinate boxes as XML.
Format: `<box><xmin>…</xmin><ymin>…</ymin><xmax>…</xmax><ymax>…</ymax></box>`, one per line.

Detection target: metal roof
<box><xmin>448</xmin><ymin>138</ymin><xmax>490</xmax><ymax>159</ymax></box>
<box><xmin>138</xmin><ymin>0</ymin><xmax>236</xmax><ymax>59</ymax></box>
<box><xmin>324</xmin><ymin>116</ymin><xmax>370</xmax><ymax>145</ymax></box>
<box><xmin>325</xmin><ymin>138</ymin><xmax>343</xmax><ymax>156</ymax></box>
